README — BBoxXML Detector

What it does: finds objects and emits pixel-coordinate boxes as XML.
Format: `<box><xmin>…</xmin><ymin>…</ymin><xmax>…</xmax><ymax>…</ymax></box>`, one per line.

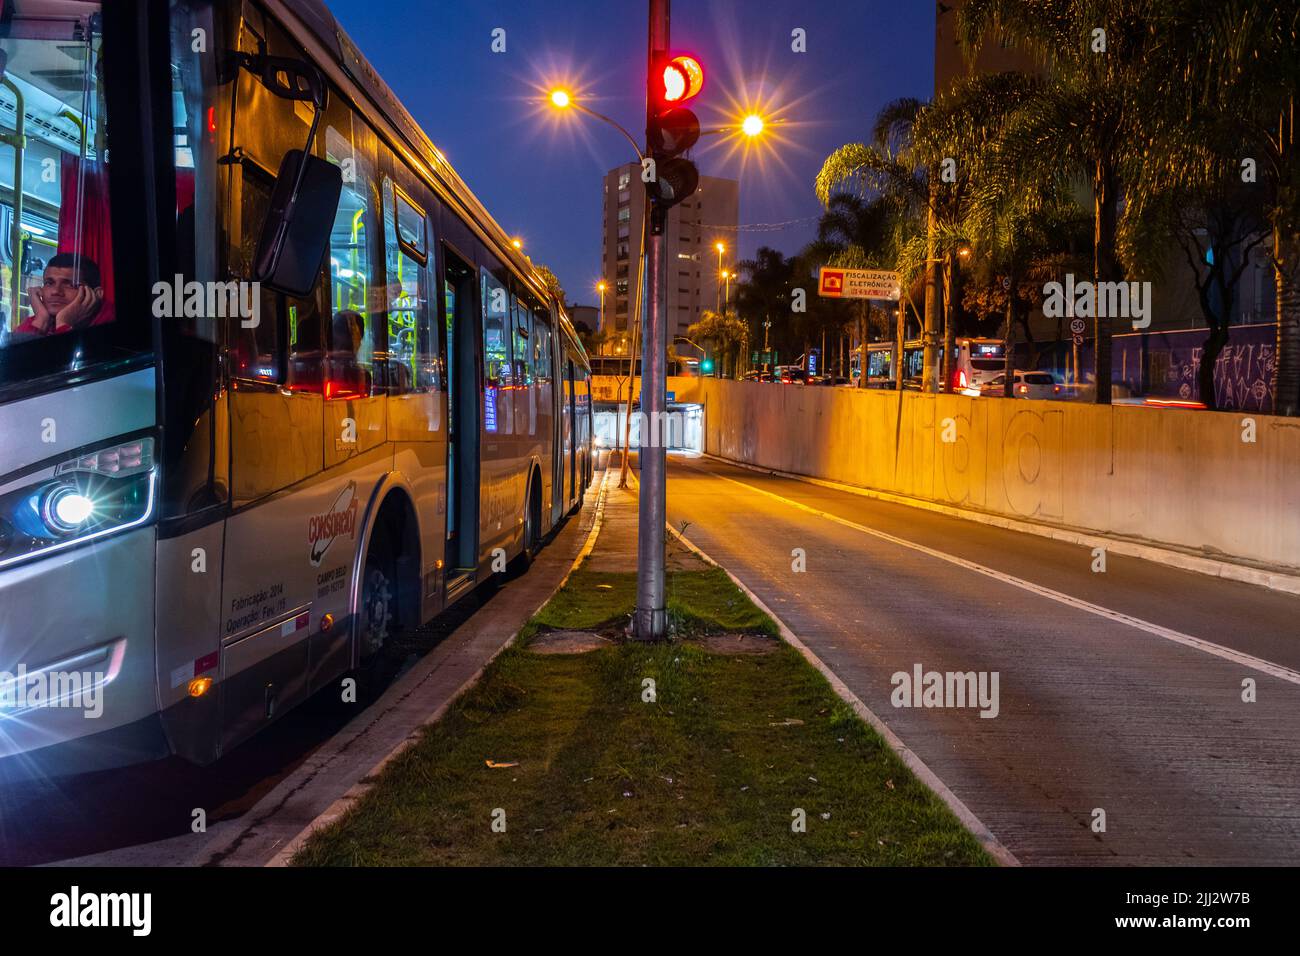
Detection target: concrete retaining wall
<box><xmin>667</xmin><ymin>376</ymin><xmax>1300</xmax><ymax>571</ymax></box>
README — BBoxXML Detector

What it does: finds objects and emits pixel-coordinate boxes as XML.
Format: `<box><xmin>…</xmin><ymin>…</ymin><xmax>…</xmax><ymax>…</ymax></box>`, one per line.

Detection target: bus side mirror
<box><xmin>253</xmin><ymin>149</ymin><xmax>342</xmax><ymax>297</ymax></box>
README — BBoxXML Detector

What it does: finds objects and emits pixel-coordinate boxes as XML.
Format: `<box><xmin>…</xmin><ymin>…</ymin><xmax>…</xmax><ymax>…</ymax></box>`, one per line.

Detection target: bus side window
<box><xmin>512</xmin><ymin>292</ymin><xmax>532</xmax><ymax>386</ymax></box>
<box><xmin>481</xmin><ymin>267</ymin><xmax>509</xmax><ymax>386</ymax></box>
<box><xmin>231</xmin><ymin>165</ymin><xmax>282</xmax><ymax>383</ymax></box>
<box><xmin>533</xmin><ymin>307</ymin><xmax>553</xmax><ymax>383</ymax></box>
<box><xmin>321</xmin><ymin>122</ymin><xmax>377</xmax><ymax>399</ymax></box>
<box><xmin>380</xmin><ymin>177</ymin><xmax>436</xmax><ymax>394</ymax></box>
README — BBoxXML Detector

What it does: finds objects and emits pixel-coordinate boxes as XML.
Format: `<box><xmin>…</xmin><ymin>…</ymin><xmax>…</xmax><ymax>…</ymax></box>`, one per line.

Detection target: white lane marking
<box><xmin>681</xmin><ymin>462</ymin><xmax>1300</xmax><ymax>688</ymax></box>
<box><xmin>665</xmin><ymin>518</ymin><xmax>1020</xmax><ymax>867</ymax></box>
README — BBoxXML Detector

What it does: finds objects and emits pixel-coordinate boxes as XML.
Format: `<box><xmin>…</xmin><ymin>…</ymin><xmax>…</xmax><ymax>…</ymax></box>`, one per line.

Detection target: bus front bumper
<box><xmin>0</xmin><ymin>527</ymin><xmax>167</xmax><ymax>775</ymax></box>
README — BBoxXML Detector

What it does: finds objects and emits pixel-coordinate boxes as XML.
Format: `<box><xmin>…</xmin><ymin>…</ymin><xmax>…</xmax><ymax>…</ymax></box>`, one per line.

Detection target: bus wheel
<box><xmin>360</xmin><ymin>528</ymin><xmax>398</xmax><ymax>663</ymax></box>
<box><xmin>361</xmin><ymin>565</ymin><xmax>394</xmax><ymax>659</ymax></box>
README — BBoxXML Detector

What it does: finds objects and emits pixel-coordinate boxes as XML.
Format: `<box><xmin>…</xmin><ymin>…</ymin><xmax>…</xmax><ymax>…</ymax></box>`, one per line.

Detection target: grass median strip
<box><xmin>292</xmin><ymin>566</ymin><xmax>992</xmax><ymax>866</ymax></box>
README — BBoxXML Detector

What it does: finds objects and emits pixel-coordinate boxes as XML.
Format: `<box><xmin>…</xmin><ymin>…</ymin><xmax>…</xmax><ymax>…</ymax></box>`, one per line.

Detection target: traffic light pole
<box><xmin>634</xmin><ymin>0</ymin><xmax>671</xmax><ymax>642</ymax></box>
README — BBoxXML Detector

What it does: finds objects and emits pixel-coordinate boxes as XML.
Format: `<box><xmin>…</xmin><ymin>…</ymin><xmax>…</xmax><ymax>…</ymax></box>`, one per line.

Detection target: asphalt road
<box><xmin>661</xmin><ymin>452</ymin><xmax>1300</xmax><ymax>865</ymax></box>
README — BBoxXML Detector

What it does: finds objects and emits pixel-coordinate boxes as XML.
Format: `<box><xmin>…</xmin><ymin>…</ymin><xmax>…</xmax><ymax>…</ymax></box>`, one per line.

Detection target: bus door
<box><xmin>549</xmin><ymin>311</ymin><xmax>565</xmax><ymax>526</ymax></box>
<box><xmin>218</xmin><ymin>6</ymin><xmax>339</xmax><ymax>750</ymax></box>
<box><xmin>442</xmin><ymin>247</ymin><xmax>479</xmax><ymax>587</ymax></box>
<box><xmin>567</xmin><ymin>356</ymin><xmax>577</xmax><ymax>501</ymax></box>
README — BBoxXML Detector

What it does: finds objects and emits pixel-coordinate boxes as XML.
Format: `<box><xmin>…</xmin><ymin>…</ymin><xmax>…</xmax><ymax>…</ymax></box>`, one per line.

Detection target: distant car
<box><xmin>979</xmin><ymin>371</ymin><xmax>1061</xmax><ymax>400</ymax></box>
<box><xmin>742</xmin><ymin>370</ymin><xmax>774</xmax><ymax>383</ymax></box>
<box><xmin>777</xmin><ymin>367</ymin><xmax>807</xmax><ymax>385</ymax></box>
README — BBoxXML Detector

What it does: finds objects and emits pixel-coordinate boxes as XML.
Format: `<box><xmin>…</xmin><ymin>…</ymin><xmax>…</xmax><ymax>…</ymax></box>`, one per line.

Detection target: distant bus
<box><xmin>0</xmin><ymin>0</ymin><xmax>592</xmax><ymax>774</ymax></box>
<box><xmin>864</xmin><ymin>337</ymin><xmax>1005</xmax><ymax>389</ymax></box>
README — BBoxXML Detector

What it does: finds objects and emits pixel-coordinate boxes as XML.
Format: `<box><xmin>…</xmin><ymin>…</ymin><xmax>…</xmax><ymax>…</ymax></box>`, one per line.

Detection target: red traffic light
<box><xmin>660</xmin><ymin>55</ymin><xmax>703</xmax><ymax>103</ymax></box>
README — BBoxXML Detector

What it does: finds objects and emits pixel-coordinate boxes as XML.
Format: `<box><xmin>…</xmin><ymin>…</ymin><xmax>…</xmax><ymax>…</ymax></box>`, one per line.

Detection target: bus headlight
<box><xmin>0</xmin><ymin>437</ymin><xmax>157</xmax><ymax>570</ymax></box>
<box><xmin>41</xmin><ymin>485</ymin><xmax>97</xmax><ymax>534</ymax></box>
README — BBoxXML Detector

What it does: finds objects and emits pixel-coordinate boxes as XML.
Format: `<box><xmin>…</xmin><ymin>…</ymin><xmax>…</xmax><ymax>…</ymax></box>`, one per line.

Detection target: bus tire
<box><xmin>356</xmin><ymin>502</ymin><xmax>417</xmax><ymax>694</ymax></box>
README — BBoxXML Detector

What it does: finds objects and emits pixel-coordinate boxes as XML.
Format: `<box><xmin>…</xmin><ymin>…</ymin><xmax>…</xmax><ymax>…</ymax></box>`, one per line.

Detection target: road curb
<box><xmin>699</xmin><ymin>452</ymin><xmax>1300</xmax><ymax>596</ymax></box>
<box><xmin>663</xmin><ymin>518</ymin><xmax>1021</xmax><ymax>868</ymax></box>
<box><xmin>262</xmin><ymin>468</ymin><xmax>612</xmax><ymax>867</ymax></box>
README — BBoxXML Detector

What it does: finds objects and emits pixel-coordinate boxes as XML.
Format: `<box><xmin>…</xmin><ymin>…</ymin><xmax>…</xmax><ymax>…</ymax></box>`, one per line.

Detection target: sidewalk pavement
<box><xmin>589</xmin><ymin>452</ymin><xmax>701</xmax><ymax>573</ymax></box>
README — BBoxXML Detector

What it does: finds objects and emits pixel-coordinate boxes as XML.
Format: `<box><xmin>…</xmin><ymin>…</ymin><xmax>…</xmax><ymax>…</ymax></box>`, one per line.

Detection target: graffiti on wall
<box><xmin>1185</xmin><ymin>343</ymin><xmax>1275</xmax><ymax>412</ymax></box>
<box><xmin>934</xmin><ymin>405</ymin><xmax>1064</xmax><ymax>521</ymax></box>
<box><xmin>1107</xmin><ymin>324</ymin><xmax>1276</xmax><ymax>413</ymax></box>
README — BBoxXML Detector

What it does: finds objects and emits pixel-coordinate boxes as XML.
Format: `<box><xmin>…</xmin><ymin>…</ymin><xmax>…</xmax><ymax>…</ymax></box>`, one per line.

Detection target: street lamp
<box><xmin>547</xmin><ymin>87</ymin><xmax>644</xmax><ymax>162</ymax></box>
<box><xmin>673</xmin><ymin>334</ymin><xmax>708</xmax><ymax>375</ymax></box>
<box><xmin>715</xmin><ymin>242</ymin><xmax>725</xmax><ymax>312</ymax></box>
<box><xmin>699</xmin><ymin>113</ymin><xmax>779</xmax><ymax>138</ymax></box>
<box><xmin>597</xmin><ymin>280</ymin><xmax>607</xmax><ymax>353</ymax></box>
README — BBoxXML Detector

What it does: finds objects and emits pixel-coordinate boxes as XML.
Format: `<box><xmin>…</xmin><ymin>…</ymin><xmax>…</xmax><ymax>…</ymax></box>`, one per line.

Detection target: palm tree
<box><xmin>915</xmin><ymin>68</ymin><xmax>1090</xmax><ymax>388</ymax></box>
<box><xmin>686</xmin><ymin>310</ymin><xmax>748</xmax><ymax>378</ymax></box>
<box><xmin>818</xmin><ymin>98</ymin><xmax>972</xmax><ymax>391</ymax></box>
<box><xmin>734</xmin><ymin>247</ymin><xmax>795</xmax><ymax>367</ymax></box>
<box><xmin>803</xmin><ymin>194</ymin><xmax>908</xmax><ymax>383</ymax></box>
<box><xmin>956</xmin><ymin>0</ymin><xmax>1164</xmax><ymax>403</ymax></box>
<box><xmin>814</xmin><ymin>193</ymin><xmax>894</xmax><ymax>261</ymax></box>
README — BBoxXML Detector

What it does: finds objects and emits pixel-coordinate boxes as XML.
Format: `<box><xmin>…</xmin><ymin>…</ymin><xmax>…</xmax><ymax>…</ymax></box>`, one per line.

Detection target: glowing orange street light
<box><xmin>715</xmin><ymin>243</ymin><xmax>726</xmax><ymax>312</ymax></box>
<box><xmin>698</xmin><ymin>111</ymin><xmax>777</xmax><ymax>140</ymax></box>
<box><xmin>512</xmin><ymin>238</ymin><xmax>523</xmax><ymax>250</ymax></box>
<box><xmin>547</xmin><ymin>87</ymin><xmax>645</xmax><ymax>162</ymax></box>
<box><xmin>597</xmin><ymin>280</ymin><xmax>607</xmax><ymax>349</ymax></box>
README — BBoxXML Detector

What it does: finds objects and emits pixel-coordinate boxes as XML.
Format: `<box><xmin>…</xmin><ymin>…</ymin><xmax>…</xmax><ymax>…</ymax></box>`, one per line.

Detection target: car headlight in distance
<box><xmin>0</xmin><ymin>437</ymin><xmax>157</xmax><ymax>570</ymax></box>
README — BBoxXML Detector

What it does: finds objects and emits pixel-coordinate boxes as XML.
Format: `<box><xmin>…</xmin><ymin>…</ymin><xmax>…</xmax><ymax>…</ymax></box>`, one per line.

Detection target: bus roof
<box><xmin>279</xmin><ymin>0</ymin><xmax>557</xmax><ymax>310</ymax></box>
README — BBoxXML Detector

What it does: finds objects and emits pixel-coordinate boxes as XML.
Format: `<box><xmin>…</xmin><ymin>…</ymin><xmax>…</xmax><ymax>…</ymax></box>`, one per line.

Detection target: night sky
<box><xmin>327</xmin><ymin>0</ymin><xmax>933</xmax><ymax>309</ymax></box>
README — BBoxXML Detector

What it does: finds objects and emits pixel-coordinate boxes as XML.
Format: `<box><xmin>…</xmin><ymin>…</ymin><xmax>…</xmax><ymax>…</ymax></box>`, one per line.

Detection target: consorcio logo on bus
<box><xmin>308</xmin><ymin>482</ymin><xmax>360</xmax><ymax>566</ymax></box>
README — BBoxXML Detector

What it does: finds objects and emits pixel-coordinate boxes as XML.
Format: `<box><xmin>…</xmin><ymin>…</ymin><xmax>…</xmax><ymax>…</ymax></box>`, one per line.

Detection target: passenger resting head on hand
<box><xmin>20</xmin><ymin>253</ymin><xmax>113</xmax><ymax>335</ymax></box>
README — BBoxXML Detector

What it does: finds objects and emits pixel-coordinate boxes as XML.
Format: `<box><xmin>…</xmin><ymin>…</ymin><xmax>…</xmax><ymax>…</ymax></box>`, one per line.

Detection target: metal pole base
<box><xmin>633</xmin><ymin>605</ymin><xmax>667</xmax><ymax>641</ymax></box>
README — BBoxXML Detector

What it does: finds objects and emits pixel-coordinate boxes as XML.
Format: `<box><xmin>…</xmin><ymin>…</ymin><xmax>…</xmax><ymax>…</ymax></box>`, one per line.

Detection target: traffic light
<box><xmin>647</xmin><ymin>54</ymin><xmax>703</xmax><ymax>220</ymax></box>
<box><xmin>700</xmin><ymin>357</ymin><xmax>714</xmax><ymax>375</ymax></box>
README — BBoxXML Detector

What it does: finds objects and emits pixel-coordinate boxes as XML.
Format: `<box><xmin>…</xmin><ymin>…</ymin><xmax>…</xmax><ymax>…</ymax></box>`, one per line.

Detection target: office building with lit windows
<box><xmin>599</xmin><ymin>163</ymin><xmax>739</xmax><ymax>355</ymax></box>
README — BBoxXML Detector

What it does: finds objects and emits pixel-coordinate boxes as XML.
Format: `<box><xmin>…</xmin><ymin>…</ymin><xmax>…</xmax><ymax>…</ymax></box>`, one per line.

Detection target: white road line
<box><xmin>681</xmin><ymin>461</ymin><xmax>1300</xmax><ymax>688</ymax></box>
<box><xmin>665</xmin><ymin>518</ymin><xmax>1021</xmax><ymax>867</ymax></box>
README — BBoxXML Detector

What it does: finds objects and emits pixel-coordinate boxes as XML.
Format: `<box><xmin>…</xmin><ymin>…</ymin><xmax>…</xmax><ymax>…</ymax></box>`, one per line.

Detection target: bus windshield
<box><xmin>0</xmin><ymin>1</ymin><xmax>124</xmax><ymax>377</ymax></box>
